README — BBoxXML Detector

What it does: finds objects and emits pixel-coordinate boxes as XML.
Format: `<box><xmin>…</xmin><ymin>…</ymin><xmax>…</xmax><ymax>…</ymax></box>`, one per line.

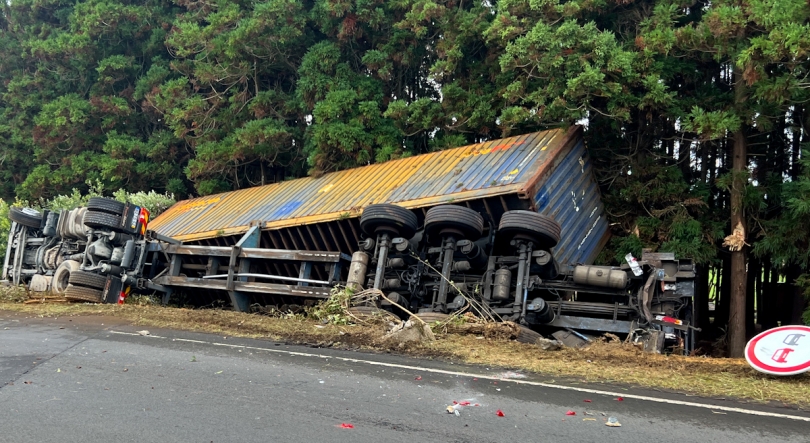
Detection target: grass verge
<box><xmin>2</xmin><ymin>299</ymin><xmax>808</xmax><ymax>408</ymax></box>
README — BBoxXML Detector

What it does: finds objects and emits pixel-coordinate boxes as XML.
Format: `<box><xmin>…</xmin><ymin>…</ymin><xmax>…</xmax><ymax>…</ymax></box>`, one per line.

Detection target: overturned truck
<box><xmin>4</xmin><ymin>126</ymin><xmax>697</xmax><ymax>353</ymax></box>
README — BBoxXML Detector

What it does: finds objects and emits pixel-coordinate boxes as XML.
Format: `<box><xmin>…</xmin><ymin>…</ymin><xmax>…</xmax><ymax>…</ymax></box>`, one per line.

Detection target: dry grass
<box><xmin>2</xmin><ymin>300</ymin><xmax>809</xmax><ymax>408</ymax></box>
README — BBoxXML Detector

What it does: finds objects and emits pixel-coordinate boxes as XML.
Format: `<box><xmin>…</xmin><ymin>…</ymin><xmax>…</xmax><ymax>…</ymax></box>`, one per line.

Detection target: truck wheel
<box><xmin>87</xmin><ymin>197</ymin><xmax>125</xmax><ymax>215</ymax></box>
<box><xmin>498</xmin><ymin>210</ymin><xmax>561</xmax><ymax>249</ymax></box>
<box><xmin>64</xmin><ymin>284</ymin><xmax>103</xmax><ymax>303</ymax></box>
<box><xmin>83</xmin><ymin>210</ymin><xmax>122</xmax><ymax>230</ymax></box>
<box><xmin>515</xmin><ymin>325</ymin><xmax>543</xmax><ymax>344</ymax></box>
<box><xmin>68</xmin><ymin>270</ymin><xmax>107</xmax><ymax>289</ymax></box>
<box><xmin>424</xmin><ymin>205</ymin><xmax>484</xmax><ymax>244</ymax></box>
<box><xmin>51</xmin><ymin>260</ymin><xmax>81</xmax><ymax>295</ymax></box>
<box><xmin>412</xmin><ymin>312</ymin><xmax>450</xmax><ymax>324</ymax></box>
<box><xmin>9</xmin><ymin>207</ymin><xmax>43</xmax><ymax>228</ymax></box>
<box><xmin>360</xmin><ymin>204</ymin><xmax>418</xmax><ymax>239</ymax></box>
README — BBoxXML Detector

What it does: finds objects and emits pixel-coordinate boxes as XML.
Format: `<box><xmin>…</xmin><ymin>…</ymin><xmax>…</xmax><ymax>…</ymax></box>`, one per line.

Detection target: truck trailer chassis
<box><xmin>3</xmin><ymin>128</ymin><xmax>698</xmax><ymax>353</ymax></box>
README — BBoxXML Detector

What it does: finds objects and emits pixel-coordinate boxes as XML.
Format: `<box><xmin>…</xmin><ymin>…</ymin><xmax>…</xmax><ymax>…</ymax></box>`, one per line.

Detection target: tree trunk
<box><xmin>695</xmin><ymin>263</ymin><xmax>710</xmax><ymax>334</ymax></box>
<box><xmin>746</xmin><ymin>257</ymin><xmax>759</xmax><ymax>337</ymax></box>
<box><xmin>717</xmin><ymin>258</ymin><xmax>730</xmax><ymax>329</ymax></box>
<box><xmin>728</xmin><ymin>68</ymin><xmax>748</xmax><ymax>358</ymax></box>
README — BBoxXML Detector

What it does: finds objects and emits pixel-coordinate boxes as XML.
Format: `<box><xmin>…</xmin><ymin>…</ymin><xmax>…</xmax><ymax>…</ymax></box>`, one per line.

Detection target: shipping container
<box><xmin>149</xmin><ymin>125</ymin><xmax>609</xmax><ymax>268</ymax></box>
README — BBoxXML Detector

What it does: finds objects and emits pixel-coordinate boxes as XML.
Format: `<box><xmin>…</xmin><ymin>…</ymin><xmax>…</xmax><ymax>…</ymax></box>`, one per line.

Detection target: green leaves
<box><xmin>488</xmin><ymin>8</ymin><xmax>642</xmax><ymax>127</ymax></box>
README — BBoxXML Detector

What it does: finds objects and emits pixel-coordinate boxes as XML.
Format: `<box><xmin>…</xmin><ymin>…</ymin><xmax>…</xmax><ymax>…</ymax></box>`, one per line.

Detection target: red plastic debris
<box><xmin>474</xmin><ymin>403</ymin><xmax>480</xmax><ymax>407</ymax></box>
<box><xmin>566</xmin><ymin>410</ymin><xmax>576</xmax><ymax>416</ymax></box>
<box><xmin>616</xmin><ymin>397</ymin><xmax>624</xmax><ymax>401</ymax></box>
<box><xmin>583</xmin><ymin>399</ymin><xmax>592</xmax><ymax>403</ymax></box>
<box><xmin>459</xmin><ymin>401</ymin><xmax>471</xmax><ymax>406</ymax></box>
<box><xmin>340</xmin><ymin>423</ymin><xmax>354</xmax><ymax>429</ymax></box>
<box><xmin>453</xmin><ymin>401</ymin><xmax>459</xmax><ymax>405</ymax></box>
<box><xmin>473</xmin><ymin>378</ymin><xmax>478</xmax><ymax>381</ymax></box>
<box><xmin>496</xmin><ymin>409</ymin><xmax>505</xmax><ymax>417</ymax></box>
<box><xmin>415</xmin><ymin>376</ymin><xmax>422</xmax><ymax>380</ymax></box>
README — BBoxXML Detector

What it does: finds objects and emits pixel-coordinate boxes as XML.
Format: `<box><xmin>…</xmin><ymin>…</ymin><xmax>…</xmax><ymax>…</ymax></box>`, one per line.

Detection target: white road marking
<box><xmin>108</xmin><ymin>330</ymin><xmax>810</xmax><ymax>422</ymax></box>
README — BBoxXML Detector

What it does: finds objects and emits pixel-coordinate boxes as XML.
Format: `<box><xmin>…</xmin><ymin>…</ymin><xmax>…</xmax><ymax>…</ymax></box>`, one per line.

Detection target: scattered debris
<box><xmin>615</xmin><ymin>397</ymin><xmax>624</xmax><ymax>401</ymax></box>
<box><xmin>711</xmin><ymin>411</ymin><xmax>727</xmax><ymax>415</ymax></box>
<box><xmin>566</xmin><ymin>410</ymin><xmax>576</xmax><ymax>416</ymax></box>
<box><xmin>583</xmin><ymin>418</ymin><xmax>596</xmax><ymax>421</ymax></box>
<box><xmin>446</xmin><ymin>405</ymin><xmax>460</xmax><ymax>416</ymax></box>
<box><xmin>414</xmin><ymin>376</ymin><xmax>422</xmax><ymax>380</ymax></box>
<box><xmin>583</xmin><ymin>399</ymin><xmax>592</xmax><ymax>403</ymax></box>
<box><xmin>137</xmin><ymin>330</ymin><xmax>150</xmax><ymax>336</ymax></box>
<box><xmin>340</xmin><ymin>423</ymin><xmax>354</xmax><ymax>429</ymax></box>
<box><xmin>496</xmin><ymin>409</ymin><xmax>505</xmax><ymax>417</ymax></box>
<box><xmin>606</xmin><ymin>417</ymin><xmax>622</xmax><ymax>427</ymax></box>
<box><xmin>383</xmin><ymin>320</ymin><xmax>436</xmax><ymax>343</ymax></box>
<box><xmin>552</xmin><ymin>329</ymin><xmax>590</xmax><ymax>348</ymax></box>
<box><xmin>536</xmin><ymin>337</ymin><xmax>563</xmax><ymax>351</ymax></box>
<box><xmin>497</xmin><ymin>371</ymin><xmax>526</xmax><ymax>380</ymax></box>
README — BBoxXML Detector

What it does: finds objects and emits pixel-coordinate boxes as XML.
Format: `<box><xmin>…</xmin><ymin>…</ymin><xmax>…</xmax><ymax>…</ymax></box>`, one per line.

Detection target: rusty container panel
<box><xmin>530</xmin><ymin>138</ymin><xmax>609</xmax><ymax>267</ymax></box>
<box><xmin>149</xmin><ymin>126</ymin><xmax>610</xmax><ymax>265</ymax></box>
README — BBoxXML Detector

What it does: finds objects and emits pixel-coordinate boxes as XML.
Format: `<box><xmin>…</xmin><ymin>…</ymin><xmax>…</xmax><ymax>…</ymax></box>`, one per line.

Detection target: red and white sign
<box><xmin>745</xmin><ymin>325</ymin><xmax>810</xmax><ymax>376</ymax></box>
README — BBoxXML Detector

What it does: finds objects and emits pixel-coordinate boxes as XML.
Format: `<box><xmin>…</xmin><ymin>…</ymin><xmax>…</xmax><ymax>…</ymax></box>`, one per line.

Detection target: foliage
<box><xmin>0</xmin><ymin>200</ymin><xmax>10</xmax><ymax>264</ymax></box>
<box><xmin>307</xmin><ymin>286</ymin><xmax>353</xmax><ymax>325</ymax></box>
<box><xmin>0</xmin><ymin>284</ymin><xmax>28</xmax><ymax>303</ymax></box>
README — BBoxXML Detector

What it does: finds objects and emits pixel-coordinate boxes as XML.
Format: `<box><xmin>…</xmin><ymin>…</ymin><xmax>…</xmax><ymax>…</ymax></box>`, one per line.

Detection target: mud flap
<box><xmin>101</xmin><ymin>276</ymin><xmax>123</xmax><ymax>304</ymax></box>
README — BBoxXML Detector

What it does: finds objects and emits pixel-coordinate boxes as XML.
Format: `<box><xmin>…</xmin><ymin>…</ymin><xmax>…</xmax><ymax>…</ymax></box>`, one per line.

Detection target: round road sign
<box><xmin>745</xmin><ymin>325</ymin><xmax>810</xmax><ymax>376</ymax></box>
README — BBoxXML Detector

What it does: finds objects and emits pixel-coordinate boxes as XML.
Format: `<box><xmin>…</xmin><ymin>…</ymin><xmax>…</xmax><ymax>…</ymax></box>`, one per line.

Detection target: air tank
<box><xmin>573</xmin><ymin>265</ymin><xmax>628</xmax><ymax>289</ymax></box>
<box><xmin>346</xmin><ymin>251</ymin><xmax>369</xmax><ymax>291</ymax></box>
<box><xmin>492</xmin><ymin>268</ymin><xmax>512</xmax><ymax>300</ymax></box>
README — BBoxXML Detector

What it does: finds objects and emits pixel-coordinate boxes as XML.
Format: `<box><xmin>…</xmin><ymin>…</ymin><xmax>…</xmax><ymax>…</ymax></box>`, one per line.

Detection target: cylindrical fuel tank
<box><xmin>346</xmin><ymin>251</ymin><xmax>369</xmax><ymax>291</ymax></box>
<box><xmin>493</xmin><ymin>268</ymin><xmax>512</xmax><ymax>300</ymax></box>
<box><xmin>573</xmin><ymin>265</ymin><xmax>628</xmax><ymax>289</ymax></box>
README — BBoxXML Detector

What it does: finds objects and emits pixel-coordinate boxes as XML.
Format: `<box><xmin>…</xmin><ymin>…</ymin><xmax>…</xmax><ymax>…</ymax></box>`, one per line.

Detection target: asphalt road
<box><xmin>1</xmin><ymin>311</ymin><xmax>809</xmax><ymax>443</ymax></box>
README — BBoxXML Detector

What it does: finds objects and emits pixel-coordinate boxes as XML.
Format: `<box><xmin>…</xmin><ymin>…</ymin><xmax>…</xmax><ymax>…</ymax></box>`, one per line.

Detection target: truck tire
<box><xmin>51</xmin><ymin>260</ymin><xmax>81</xmax><ymax>295</ymax></box>
<box><xmin>498</xmin><ymin>210</ymin><xmax>561</xmax><ymax>249</ymax></box>
<box><xmin>9</xmin><ymin>207</ymin><xmax>43</xmax><ymax>228</ymax></box>
<box><xmin>360</xmin><ymin>204</ymin><xmax>418</xmax><ymax>239</ymax></box>
<box><xmin>424</xmin><ymin>205</ymin><xmax>484</xmax><ymax>243</ymax></box>
<box><xmin>68</xmin><ymin>270</ymin><xmax>107</xmax><ymax>289</ymax></box>
<box><xmin>412</xmin><ymin>312</ymin><xmax>450</xmax><ymax>324</ymax></box>
<box><xmin>515</xmin><ymin>325</ymin><xmax>543</xmax><ymax>344</ymax></box>
<box><xmin>83</xmin><ymin>210</ymin><xmax>122</xmax><ymax>230</ymax></box>
<box><xmin>64</xmin><ymin>284</ymin><xmax>103</xmax><ymax>303</ymax></box>
<box><xmin>87</xmin><ymin>197</ymin><xmax>125</xmax><ymax>215</ymax></box>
